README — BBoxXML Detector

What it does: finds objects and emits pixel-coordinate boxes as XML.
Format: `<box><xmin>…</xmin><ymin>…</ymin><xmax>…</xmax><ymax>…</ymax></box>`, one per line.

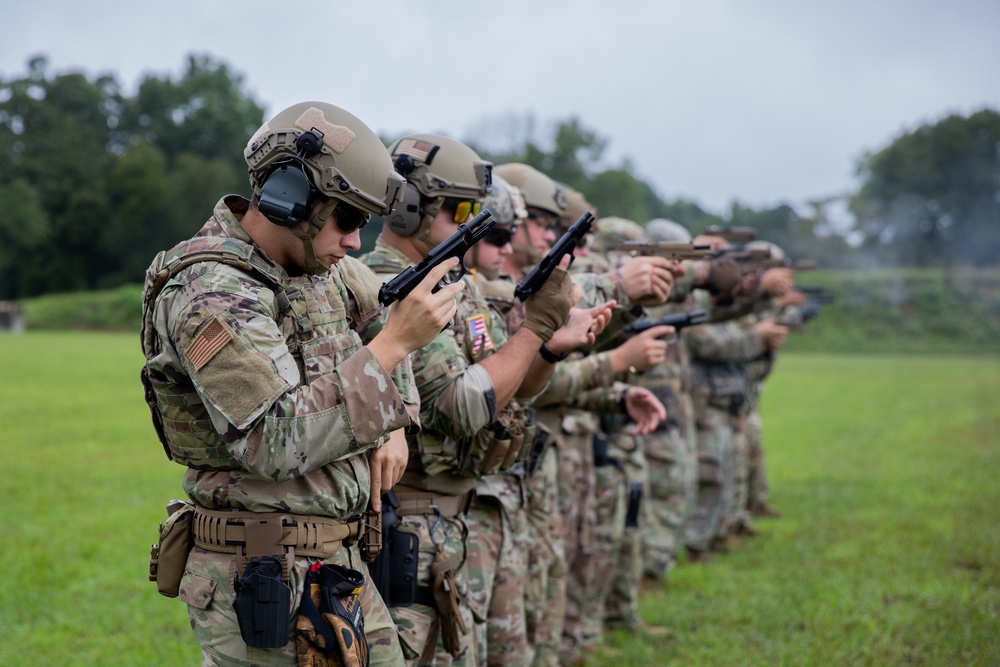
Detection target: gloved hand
<box><xmin>522</xmin><ymin>267</ymin><xmax>574</xmax><ymax>342</ymax></box>
<box><xmin>295</xmin><ymin>563</ymin><xmax>370</xmax><ymax>667</ymax></box>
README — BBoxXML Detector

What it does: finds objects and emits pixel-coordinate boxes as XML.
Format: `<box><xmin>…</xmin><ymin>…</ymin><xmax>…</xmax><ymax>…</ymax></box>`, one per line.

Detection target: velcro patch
<box><xmin>467</xmin><ymin>314</ymin><xmax>493</xmax><ymax>355</ymax></box>
<box><xmin>295</xmin><ymin>107</ymin><xmax>355</xmax><ymax>153</ymax></box>
<box><xmin>186</xmin><ymin>316</ymin><xmax>233</xmax><ymax>371</ymax></box>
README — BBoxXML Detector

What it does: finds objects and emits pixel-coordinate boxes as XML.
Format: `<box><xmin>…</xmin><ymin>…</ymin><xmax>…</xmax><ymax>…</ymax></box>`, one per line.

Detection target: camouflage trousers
<box><xmin>745</xmin><ymin>409</ymin><xmax>769</xmax><ymax>512</ymax></box>
<box><xmin>642</xmin><ymin>425</ymin><xmax>697</xmax><ymax>580</ymax></box>
<box><xmin>684</xmin><ymin>405</ymin><xmax>732</xmax><ymax>552</ymax></box>
<box><xmin>726</xmin><ymin>413</ymin><xmax>752</xmax><ymax>535</ymax></box>
<box><xmin>466</xmin><ymin>494</ymin><xmax>530</xmax><ymax>667</ymax></box>
<box><xmin>389</xmin><ymin>511</ymin><xmax>476</xmax><ymax>666</ymax></box>
<box><xmin>523</xmin><ymin>444</ymin><xmax>566</xmax><ymax>667</ymax></box>
<box><xmin>180</xmin><ymin>542</ymin><xmax>403</xmax><ymax>666</ymax></box>
<box><xmin>566</xmin><ymin>451</ymin><xmax>626</xmax><ymax>658</ymax></box>
<box><xmin>604</xmin><ymin>433</ymin><xmax>648</xmax><ymax>630</ymax></box>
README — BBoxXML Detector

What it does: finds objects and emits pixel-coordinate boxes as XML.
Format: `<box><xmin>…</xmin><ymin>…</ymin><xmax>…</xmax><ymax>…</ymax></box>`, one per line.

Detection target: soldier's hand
<box><xmin>761</xmin><ymin>268</ymin><xmax>794</xmax><ymax>297</ymax></box>
<box><xmin>546</xmin><ymin>299</ymin><xmax>616</xmax><ymax>354</ymax></box>
<box><xmin>779</xmin><ymin>290</ymin><xmax>809</xmax><ymax>307</ymax></box>
<box><xmin>618</xmin><ymin>256</ymin><xmax>674</xmax><ymax>306</ymax></box>
<box><xmin>623</xmin><ymin>387</ymin><xmax>667</xmax><ymax>435</ymax></box>
<box><xmin>523</xmin><ymin>258</ymin><xmax>574</xmax><ymax>342</ymax></box>
<box><xmin>386</xmin><ymin>257</ymin><xmax>464</xmax><ymax>351</ymax></box>
<box><xmin>609</xmin><ymin>325</ymin><xmax>672</xmax><ymax>374</ymax></box>
<box><xmin>755</xmin><ymin>319</ymin><xmax>790</xmax><ymax>351</ymax></box>
<box><xmin>368</xmin><ymin>429</ymin><xmax>408</xmax><ymax>511</ymax></box>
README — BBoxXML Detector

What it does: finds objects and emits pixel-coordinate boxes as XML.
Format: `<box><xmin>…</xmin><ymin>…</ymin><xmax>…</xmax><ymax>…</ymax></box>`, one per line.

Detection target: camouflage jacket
<box><xmin>683</xmin><ymin>290</ymin><xmax>767</xmax><ymax>411</ymax></box>
<box><xmin>364</xmin><ymin>239</ymin><xmax>532</xmax><ymax>495</ymax></box>
<box><xmin>142</xmin><ymin>196</ymin><xmax>415</xmax><ymax>518</ymax></box>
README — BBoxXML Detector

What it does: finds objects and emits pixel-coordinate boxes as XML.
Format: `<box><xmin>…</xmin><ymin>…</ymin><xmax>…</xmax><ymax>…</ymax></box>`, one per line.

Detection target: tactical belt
<box><xmin>192</xmin><ymin>507</ymin><xmax>361</xmax><ymax>559</ymax></box>
<box><xmin>392</xmin><ymin>485</ymin><xmax>474</xmax><ymax>518</ymax></box>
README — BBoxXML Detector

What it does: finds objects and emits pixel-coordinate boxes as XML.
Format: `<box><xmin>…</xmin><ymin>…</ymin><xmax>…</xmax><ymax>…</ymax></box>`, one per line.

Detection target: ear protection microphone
<box><xmin>258</xmin><ymin>130</ymin><xmax>325</xmax><ymax>227</ymax></box>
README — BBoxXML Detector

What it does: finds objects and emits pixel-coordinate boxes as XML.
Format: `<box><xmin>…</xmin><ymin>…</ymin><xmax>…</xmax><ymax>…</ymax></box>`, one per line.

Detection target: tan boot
<box><xmin>752</xmin><ymin>501</ymin><xmax>782</xmax><ymax>519</ymax></box>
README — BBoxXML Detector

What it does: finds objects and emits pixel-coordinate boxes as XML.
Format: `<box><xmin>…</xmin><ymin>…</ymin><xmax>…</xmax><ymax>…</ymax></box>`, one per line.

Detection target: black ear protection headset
<box><xmin>258</xmin><ymin>129</ymin><xmax>325</xmax><ymax>227</ymax></box>
<box><xmin>384</xmin><ymin>154</ymin><xmax>428</xmax><ymax>236</ymax></box>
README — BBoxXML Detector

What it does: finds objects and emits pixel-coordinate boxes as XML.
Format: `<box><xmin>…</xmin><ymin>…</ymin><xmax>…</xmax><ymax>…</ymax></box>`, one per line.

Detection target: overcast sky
<box><xmin>3</xmin><ymin>0</ymin><xmax>998</xmax><ymax>215</ymax></box>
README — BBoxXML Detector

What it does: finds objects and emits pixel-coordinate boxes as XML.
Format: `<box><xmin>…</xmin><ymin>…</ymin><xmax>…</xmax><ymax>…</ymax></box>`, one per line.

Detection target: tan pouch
<box><xmin>431</xmin><ymin>547</ymin><xmax>468</xmax><ymax>659</ymax></box>
<box><xmin>149</xmin><ymin>500</ymin><xmax>195</xmax><ymax>598</ymax></box>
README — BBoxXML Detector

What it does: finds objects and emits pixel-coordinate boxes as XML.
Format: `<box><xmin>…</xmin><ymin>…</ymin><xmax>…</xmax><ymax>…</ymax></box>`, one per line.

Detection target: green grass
<box><xmin>1</xmin><ymin>334</ymin><xmax>998</xmax><ymax>666</ymax></box>
<box><xmin>597</xmin><ymin>353</ymin><xmax>1000</xmax><ymax>666</ymax></box>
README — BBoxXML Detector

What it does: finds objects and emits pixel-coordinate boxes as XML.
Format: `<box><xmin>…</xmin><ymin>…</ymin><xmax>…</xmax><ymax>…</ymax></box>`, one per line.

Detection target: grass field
<box><xmin>1</xmin><ymin>333</ymin><xmax>998</xmax><ymax>666</ymax></box>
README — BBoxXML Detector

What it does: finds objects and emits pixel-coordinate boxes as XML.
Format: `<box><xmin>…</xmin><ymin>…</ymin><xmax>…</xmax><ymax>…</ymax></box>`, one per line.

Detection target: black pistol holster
<box><xmin>368</xmin><ymin>490</ymin><xmax>419</xmax><ymax>607</ymax></box>
<box><xmin>232</xmin><ymin>556</ymin><xmax>292</xmax><ymax>649</ymax></box>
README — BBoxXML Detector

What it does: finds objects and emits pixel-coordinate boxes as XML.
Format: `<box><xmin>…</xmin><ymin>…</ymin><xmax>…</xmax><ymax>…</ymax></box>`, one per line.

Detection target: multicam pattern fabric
<box><xmin>144</xmin><ymin>197</ymin><xmax>414</xmax><ymax>517</ymax></box>
<box><xmin>363</xmin><ymin>239</ymin><xmax>508</xmax><ymax>484</ymax></box>
<box><xmin>144</xmin><ymin>196</ymin><xmax>414</xmax><ymax>665</ymax></box>
<box><xmin>363</xmin><ymin>239</ymin><xmax>539</xmax><ymax>665</ymax></box>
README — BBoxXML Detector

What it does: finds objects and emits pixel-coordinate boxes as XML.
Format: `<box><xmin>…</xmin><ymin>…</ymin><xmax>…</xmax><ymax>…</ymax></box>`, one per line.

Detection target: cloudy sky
<box><xmin>3</xmin><ymin>0</ymin><xmax>998</xmax><ymax>214</ymax></box>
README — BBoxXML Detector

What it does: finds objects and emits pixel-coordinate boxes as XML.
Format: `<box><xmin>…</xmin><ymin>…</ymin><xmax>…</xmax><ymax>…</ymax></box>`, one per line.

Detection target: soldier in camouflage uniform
<box><xmin>467</xmin><ymin>175</ymin><xmax>616</xmax><ymax>667</ymax></box>
<box><xmin>140</xmin><ymin>102</ymin><xmax>465</xmax><ymax>667</ymax></box>
<box><xmin>682</xmin><ymin>235</ymin><xmax>790</xmax><ymax>560</ymax></box>
<box><xmin>622</xmin><ymin>219</ymin><xmax>702</xmax><ymax>591</ymax></box>
<box><xmin>362</xmin><ymin>136</ymin><xmax>581</xmax><ymax>666</ymax></box>
<box><xmin>741</xmin><ymin>241</ymin><xmax>805</xmax><ymax>520</ymax></box>
<box><xmin>489</xmin><ymin>172</ymin><xmax>676</xmax><ymax>665</ymax></box>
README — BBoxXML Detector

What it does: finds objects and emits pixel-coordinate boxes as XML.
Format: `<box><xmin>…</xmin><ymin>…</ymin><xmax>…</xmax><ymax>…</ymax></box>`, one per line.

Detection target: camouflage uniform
<box><xmin>470</xmin><ymin>272</ymin><xmax>535</xmax><ymax>667</ymax></box>
<box><xmin>144</xmin><ymin>196</ymin><xmax>412</xmax><ymax>666</ymax></box>
<box><xmin>532</xmin><ymin>262</ymin><xmax>637</xmax><ymax>665</ymax></box>
<box><xmin>363</xmin><ymin>240</ymin><xmax>534</xmax><ymax>666</ymax></box>
<box><xmin>683</xmin><ymin>290</ymin><xmax>768</xmax><ymax>553</ymax></box>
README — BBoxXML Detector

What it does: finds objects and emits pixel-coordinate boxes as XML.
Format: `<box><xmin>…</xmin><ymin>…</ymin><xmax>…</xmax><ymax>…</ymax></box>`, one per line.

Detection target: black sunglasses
<box><xmin>484</xmin><ymin>226</ymin><xmax>516</xmax><ymax>247</ymax></box>
<box><xmin>333</xmin><ymin>200</ymin><xmax>370</xmax><ymax>233</ymax></box>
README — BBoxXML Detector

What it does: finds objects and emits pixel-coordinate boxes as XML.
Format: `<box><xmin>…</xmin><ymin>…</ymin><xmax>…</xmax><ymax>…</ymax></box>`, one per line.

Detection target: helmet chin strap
<box><xmin>414</xmin><ymin>196</ymin><xmax>444</xmax><ymax>249</ymax></box>
<box><xmin>293</xmin><ymin>199</ymin><xmax>338</xmax><ymax>275</ymax></box>
<box><xmin>515</xmin><ymin>222</ymin><xmax>544</xmax><ymax>265</ymax></box>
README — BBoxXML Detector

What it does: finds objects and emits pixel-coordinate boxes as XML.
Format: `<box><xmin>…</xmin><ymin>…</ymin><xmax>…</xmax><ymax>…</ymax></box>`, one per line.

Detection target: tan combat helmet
<box><xmin>244</xmin><ymin>101</ymin><xmax>405</xmax><ymax>273</ymax></box>
<box><xmin>494</xmin><ymin>163</ymin><xmax>566</xmax><ymax>216</ymax></box>
<box><xmin>245</xmin><ymin>101</ymin><xmax>405</xmax><ymax>219</ymax></box>
<box><xmin>745</xmin><ymin>240</ymin><xmax>786</xmax><ymax>263</ymax></box>
<box><xmin>384</xmin><ymin>133</ymin><xmax>492</xmax><ymax>237</ymax></box>
<box><xmin>482</xmin><ymin>173</ymin><xmax>528</xmax><ymax>227</ymax></box>
<box><xmin>559</xmin><ymin>189</ymin><xmax>596</xmax><ymax>230</ymax></box>
<box><xmin>645</xmin><ymin>218</ymin><xmax>691</xmax><ymax>244</ymax></box>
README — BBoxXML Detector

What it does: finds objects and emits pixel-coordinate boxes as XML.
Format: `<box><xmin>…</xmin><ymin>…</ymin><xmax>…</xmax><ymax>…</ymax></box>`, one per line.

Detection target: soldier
<box><xmin>741</xmin><ymin>240</ymin><xmax>805</xmax><ymax>520</ymax></box>
<box><xmin>465</xmin><ymin>174</ymin><xmax>615</xmax><ymax>667</ymax></box>
<box><xmin>683</xmin><ymin>234</ymin><xmax>790</xmax><ymax>560</ymax></box>
<box><xmin>140</xmin><ymin>101</ymin><xmax>463</xmax><ymax>666</ymax></box>
<box><xmin>628</xmin><ymin>218</ymin><xmax>702</xmax><ymax>590</ymax></box>
<box><xmin>362</xmin><ymin>135</ymin><xmax>582</xmax><ymax>666</ymax></box>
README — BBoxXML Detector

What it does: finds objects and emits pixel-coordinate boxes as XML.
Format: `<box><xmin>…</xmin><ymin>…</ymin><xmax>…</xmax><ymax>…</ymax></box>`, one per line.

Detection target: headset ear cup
<box><xmin>385</xmin><ymin>183</ymin><xmax>424</xmax><ymax>236</ymax></box>
<box><xmin>258</xmin><ymin>162</ymin><xmax>318</xmax><ymax>227</ymax></box>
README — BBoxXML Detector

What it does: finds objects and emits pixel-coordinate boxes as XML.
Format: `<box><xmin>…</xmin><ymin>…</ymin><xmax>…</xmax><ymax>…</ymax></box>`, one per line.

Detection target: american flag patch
<box><xmin>467</xmin><ymin>314</ymin><xmax>493</xmax><ymax>355</ymax></box>
<box><xmin>395</xmin><ymin>138</ymin><xmax>439</xmax><ymax>164</ymax></box>
<box><xmin>186</xmin><ymin>316</ymin><xmax>233</xmax><ymax>371</ymax></box>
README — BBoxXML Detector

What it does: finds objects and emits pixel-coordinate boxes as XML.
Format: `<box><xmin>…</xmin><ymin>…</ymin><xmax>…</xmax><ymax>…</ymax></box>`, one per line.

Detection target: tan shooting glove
<box><xmin>522</xmin><ymin>267</ymin><xmax>574</xmax><ymax>342</ymax></box>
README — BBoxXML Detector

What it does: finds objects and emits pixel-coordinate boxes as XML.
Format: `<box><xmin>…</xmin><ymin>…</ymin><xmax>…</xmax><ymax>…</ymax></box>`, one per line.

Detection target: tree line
<box><xmin>1</xmin><ymin>54</ymin><xmax>997</xmax><ymax>301</ymax></box>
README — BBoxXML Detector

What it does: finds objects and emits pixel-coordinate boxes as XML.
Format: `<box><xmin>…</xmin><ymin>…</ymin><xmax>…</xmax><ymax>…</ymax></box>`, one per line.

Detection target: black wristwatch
<box><xmin>539</xmin><ymin>343</ymin><xmax>569</xmax><ymax>364</ymax></box>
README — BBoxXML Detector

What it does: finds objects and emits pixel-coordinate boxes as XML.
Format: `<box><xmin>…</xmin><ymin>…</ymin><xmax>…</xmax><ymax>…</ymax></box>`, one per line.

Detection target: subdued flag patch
<box><xmin>467</xmin><ymin>314</ymin><xmax>493</xmax><ymax>355</ymax></box>
<box><xmin>186</xmin><ymin>316</ymin><xmax>233</xmax><ymax>370</ymax></box>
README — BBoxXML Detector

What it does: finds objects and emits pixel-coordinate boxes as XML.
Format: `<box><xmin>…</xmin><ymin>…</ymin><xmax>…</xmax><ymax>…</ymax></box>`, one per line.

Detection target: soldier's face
<box><xmin>307</xmin><ymin>212</ymin><xmax>362</xmax><ymax>269</ymax></box>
